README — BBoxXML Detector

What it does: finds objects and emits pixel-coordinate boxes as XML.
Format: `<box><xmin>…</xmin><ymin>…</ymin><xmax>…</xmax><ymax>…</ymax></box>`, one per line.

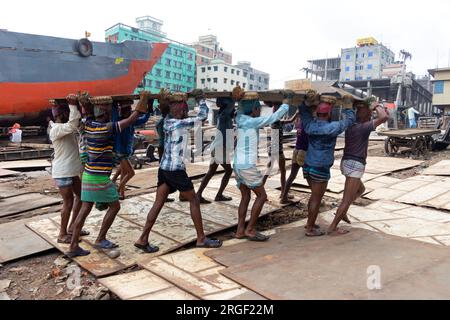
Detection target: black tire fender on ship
<box><xmin>76</xmin><ymin>38</ymin><xmax>93</xmax><ymax>57</ymax></box>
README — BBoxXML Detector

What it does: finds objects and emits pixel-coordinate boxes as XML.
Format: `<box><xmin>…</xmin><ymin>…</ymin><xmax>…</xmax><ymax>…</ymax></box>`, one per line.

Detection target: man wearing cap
<box><xmin>112</xmin><ymin>99</ymin><xmax>152</xmax><ymax>200</ymax></box>
<box><xmin>135</xmin><ymin>90</ymin><xmax>223</xmax><ymax>253</ymax></box>
<box><xmin>66</xmin><ymin>92</ymin><xmax>152</xmax><ymax>258</ymax></box>
<box><xmin>196</xmin><ymin>97</ymin><xmax>235</xmax><ymax>204</ymax></box>
<box><xmin>49</xmin><ymin>95</ymin><xmax>86</xmax><ymax>244</ymax></box>
<box><xmin>300</xmin><ymin>91</ymin><xmax>356</xmax><ymax>237</ymax></box>
<box><xmin>328</xmin><ymin>101</ymin><xmax>389</xmax><ymax>235</ymax></box>
<box><xmin>233</xmin><ymin>89</ymin><xmax>289</xmax><ymax>241</ymax></box>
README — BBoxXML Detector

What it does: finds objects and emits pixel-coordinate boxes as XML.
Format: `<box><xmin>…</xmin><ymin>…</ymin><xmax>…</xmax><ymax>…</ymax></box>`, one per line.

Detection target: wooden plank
<box><xmin>0</xmin><ymin>193</ymin><xmax>61</xmax><ymax>218</ymax></box>
<box><xmin>422</xmin><ymin>160</ymin><xmax>450</xmax><ymax>176</ymax></box>
<box><xmin>0</xmin><ymin>160</ymin><xmax>51</xmax><ymax>170</ymax></box>
<box><xmin>0</xmin><ymin>214</ymin><xmax>56</xmax><ymax>263</ymax></box>
<box><xmin>379</xmin><ymin>129</ymin><xmax>441</xmax><ymax>137</ymax></box>
<box><xmin>0</xmin><ymin>168</ymin><xmax>20</xmax><ymax>178</ymax></box>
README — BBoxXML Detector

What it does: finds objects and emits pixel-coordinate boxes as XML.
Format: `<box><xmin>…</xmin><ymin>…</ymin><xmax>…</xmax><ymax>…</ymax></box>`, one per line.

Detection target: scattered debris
<box><xmin>53</xmin><ymin>256</ymin><xmax>70</xmax><ymax>269</ymax></box>
<box><xmin>0</xmin><ymin>279</ymin><xmax>11</xmax><ymax>292</ymax></box>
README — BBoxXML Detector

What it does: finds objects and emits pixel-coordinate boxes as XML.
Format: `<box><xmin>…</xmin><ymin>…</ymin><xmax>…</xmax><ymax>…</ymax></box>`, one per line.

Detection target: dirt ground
<box><xmin>1</xmin><ymin>137</ymin><xmax>448</xmax><ymax>300</ymax></box>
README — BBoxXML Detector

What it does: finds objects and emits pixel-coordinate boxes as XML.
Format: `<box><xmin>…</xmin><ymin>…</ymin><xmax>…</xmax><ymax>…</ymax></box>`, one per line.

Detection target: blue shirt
<box><xmin>113</xmin><ymin>110</ymin><xmax>150</xmax><ymax>156</ymax></box>
<box><xmin>299</xmin><ymin>104</ymin><xmax>355</xmax><ymax>168</ymax></box>
<box><xmin>234</xmin><ymin>104</ymin><xmax>289</xmax><ymax>170</ymax></box>
<box><xmin>160</xmin><ymin>100</ymin><xmax>209</xmax><ymax>171</ymax></box>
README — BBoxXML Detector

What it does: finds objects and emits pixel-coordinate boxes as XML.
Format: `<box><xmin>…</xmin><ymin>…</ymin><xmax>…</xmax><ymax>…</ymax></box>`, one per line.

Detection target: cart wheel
<box><xmin>385</xmin><ymin>138</ymin><xmax>399</xmax><ymax>156</ymax></box>
<box><xmin>413</xmin><ymin>137</ymin><xmax>427</xmax><ymax>157</ymax></box>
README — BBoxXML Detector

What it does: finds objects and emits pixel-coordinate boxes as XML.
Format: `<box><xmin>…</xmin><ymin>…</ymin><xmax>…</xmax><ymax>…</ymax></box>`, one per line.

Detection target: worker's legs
<box><xmin>281</xmin><ymin>163</ymin><xmax>301</xmax><ymax>204</ymax></box>
<box><xmin>179</xmin><ymin>189</ymin><xmax>207</xmax><ymax>245</ymax></box>
<box><xmin>68</xmin><ymin>202</ymin><xmax>94</xmax><ymax>253</ymax></box>
<box><xmin>328</xmin><ymin>177</ymin><xmax>365</xmax><ymax>235</ymax></box>
<box><xmin>135</xmin><ymin>184</ymin><xmax>170</xmax><ymax>246</ymax></box>
<box><xmin>68</xmin><ymin>176</ymin><xmax>82</xmax><ymax>234</ymax></box>
<box><xmin>95</xmin><ymin>200</ymin><xmax>121</xmax><ymax>244</ymax></box>
<box><xmin>306</xmin><ymin>179</ymin><xmax>327</xmax><ymax>236</ymax></box>
<box><xmin>215</xmin><ymin>164</ymin><xmax>233</xmax><ymax>201</ymax></box>
<box><xmin>57</xmin><ymin>186</ymin><xmax>74</xmax><ymax>243</ymax></box>
<box><xmin>118</xmin><ymin>159</ymin><xmax>135</xmax><ymax>199</ymax></box>
<box><xmin>196</xmin><ymin>163</ymin><xmax>219</xmax><ymax>203</ymax></box>
<box><xmin>236</xmin><ymin>184</ymin><xmax>251</xmax><ymax>239</ymax></box>
<box><xmin>278</xmin><ymin>155</ymin><xmax>287</xmax><ymax>197</ymax></box>
<box><xmin>246</xmin><ymin>185</ymin><xmax>268</xmax><ymax>237</ymax></box>
<box><xmin>112</xmin><ymin>167</ymin><xmax>121</xmax><ymax>184</ymax></box>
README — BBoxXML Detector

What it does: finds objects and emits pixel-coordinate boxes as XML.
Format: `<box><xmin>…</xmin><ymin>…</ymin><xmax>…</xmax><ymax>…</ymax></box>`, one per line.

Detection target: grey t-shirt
<box><xmin>342</xmin><ymin>120</ymin><xmax>375</xmax><ymax>165</ymax></box>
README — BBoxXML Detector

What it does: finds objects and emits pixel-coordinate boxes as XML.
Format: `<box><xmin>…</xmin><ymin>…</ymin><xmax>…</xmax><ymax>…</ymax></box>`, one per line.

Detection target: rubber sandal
<box><xmin>165</xmin><ymin>198</ymin><xmax>175</xmax><ymax>203</ymax></box>
<box><xmin>199</xmin><ymin>197</ymin><xmax>212</xmax><ymax>204</ymax></box>
<box><xmin>134</xmin><ymin>243</ymin><xmax>160</xmax><ymax>253</ymax></box>
<box><xmin>94</xmin><ymin>239</ymin><xmax>119</xmax><ymax>249</ymax></box>
<box><xmin>80</xmin><ymin>230</ymin><xmax>90</xmax><ymax>236</ymax></box>
<box><xmin>246</xmin><ymin>232</ymin><xmax>270</xmax><ymax>242</ymax></box>
<box><xmin>65</xmin><ymin>247</ymin><xmax>90</xmax><ymax>258</ymax></box>
<box><xmin>305</xmin><ymin>229</ymin><xmax>325</xmax><ymax>237</ymax></box>
<box><xmin>57</xmin><ymin>235</ymin><xmax>72</xmax><ymax>244</ymax></box>
<box><xmin>196</xmin><ymin>238</ymin><xmax>223</xmax><ymax>248</ymax></box>
<box><xmin>215</xmin><ymin>195</ymin><xmax>232</xmax><ymax>202</ymax></box>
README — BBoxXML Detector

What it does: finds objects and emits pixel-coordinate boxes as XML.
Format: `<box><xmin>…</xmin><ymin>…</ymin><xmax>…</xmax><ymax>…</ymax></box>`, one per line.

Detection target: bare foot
<box><xmin>333</xmin><ymin>213</ymin><xmax>352</xmax><ymax>224</ymax></box>
<box><xmin>327</xmin><ymin>228</ymin><xmax>350</xmax><ymax>236</ymax></box>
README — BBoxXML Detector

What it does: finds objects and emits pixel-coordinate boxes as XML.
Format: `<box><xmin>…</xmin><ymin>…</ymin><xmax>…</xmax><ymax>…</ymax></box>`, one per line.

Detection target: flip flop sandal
<box><xmin>196</xmin><ymin>238</ymin><xmax>223</xmax><ymax>248</ymax></box>
<box><xmin>165</xmin><ymin>198</ymin><xmax>175</xmax><ymax>203</ymax></box>
<box><xmin>80</xmin><ymin>230</ymin><xmax>90</xmax><ymax>236</ymax></box>
<box><xmin>94</xmin><ymin>239</ymin><xmax>119</xmax><ymax>250</ymax></box>
<box><xmin>199</xmin><ymin>197</ymin><xmax>212</xmax><ymax>204</ymax></box>
<box><xmin>305</xmin><ymin>229</ymin><xmax>326</xmax><ymax>237</ymax></box>
<box><xmin>57</xmin><ymin>235</ymin><xmax>72</xmax><ymax>244</ymax></box>
<box><xmin>246</xmin><ymin>232</ymin><xmax>270</xmax><ymax>242</ymax></box>
<box><xmin>65</xmin><ymin>247</ymin><xmax>91</xmax><ymax>258</ymax></box>
<box><xmin>134</xmin><ymin>243</ymin><xmax>160</xmax><ymax>253</ymax></box>
<box><xmin>215</xmin><ymin>195</ymin><xmax>232</xmax><ymax>202</ymax></box>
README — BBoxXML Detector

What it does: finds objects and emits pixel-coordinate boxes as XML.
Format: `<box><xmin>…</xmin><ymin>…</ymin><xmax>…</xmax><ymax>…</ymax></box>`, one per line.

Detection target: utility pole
<box><xmin>394</xmin><ymin>49</ymin><xmax>412</xmax><ymax>129</ymax></box>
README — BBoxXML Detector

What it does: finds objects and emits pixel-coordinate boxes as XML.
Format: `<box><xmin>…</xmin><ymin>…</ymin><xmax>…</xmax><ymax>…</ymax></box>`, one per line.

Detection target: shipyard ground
<box><xmin>1</xmin><ymin>137</ymin><xmax>450</xmax><ymax>300</ymax></box>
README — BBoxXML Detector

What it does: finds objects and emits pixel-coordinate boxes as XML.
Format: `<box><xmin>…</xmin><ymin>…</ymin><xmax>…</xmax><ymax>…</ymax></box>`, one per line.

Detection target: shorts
<box><xmin>303</xmin><ymin>164</ymin><xmax>331</xmax><ymax>183</ymax></box>
<box><xmin>114</xmin><ymin>153</ymin><xmax>130</xmax><ymax>165</ymax></box>
<box><xmin>292</xmin><ymin>149</ymin><xmax>306</xmax><ymax>167</ymax></box>
<box><xmin>157</xmin><ymin>169</ymin><xmax>194</xmax><ymax>194</ymax></box>
<box><xmin>210</xmin><ymin>148</ymin><xmax>232</xmax><ymax>165</ymax></box>
<box><xmin>54</xmin><ymin>177</ymin><xmax>75</xmax><ymax>188</ymax></box>
<box><xmin>234</xmin><ymin>166</ymin><xmax>264</xmax><ymax>189</ymax></box>
<box><xmin>340</xmin><ymin>159</ymin><xmax>365</xmax><ymax>179</ymax></box>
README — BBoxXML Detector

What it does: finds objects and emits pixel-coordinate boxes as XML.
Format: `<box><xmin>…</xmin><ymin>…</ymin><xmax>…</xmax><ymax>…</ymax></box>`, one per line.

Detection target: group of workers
<box><xmin>48</xmin><ymin>86</ymin><xmax>388</xmax><ymax>258</ymax></box>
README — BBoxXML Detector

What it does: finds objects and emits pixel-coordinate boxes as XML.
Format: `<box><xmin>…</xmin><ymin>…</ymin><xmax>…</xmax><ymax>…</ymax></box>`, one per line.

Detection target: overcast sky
<box><xmin>2</xmin><ymin>0</ymin><xmax>450</xmax><ymax>88</ymax></box>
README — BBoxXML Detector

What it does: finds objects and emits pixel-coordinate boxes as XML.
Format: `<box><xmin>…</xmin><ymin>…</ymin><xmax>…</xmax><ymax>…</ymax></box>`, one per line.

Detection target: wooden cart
<box><xmin>379</xmin><ymin>129</ymin><xmax>441</xmax><ymax>157</ymax></box>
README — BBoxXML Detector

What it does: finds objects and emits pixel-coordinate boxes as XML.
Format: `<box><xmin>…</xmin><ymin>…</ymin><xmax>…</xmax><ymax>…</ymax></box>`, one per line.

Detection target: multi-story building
<box><xmin>236</xmin><ymin>61</ymin><xmax>270</xmax><ymax>91</ymax></box>
<box><xmin>340</xmin><ymin>37</ymin><xmax>395</xmax><ymax>81</ymax></box>
<box><xmin>191</xmin><ymin>35</ymin><xmax>232</xmax><ymax>66</ymax></box>
<box><xmin>196</xmin><ymin>60</ymin><xmax>246</xmax><ymax>91</ymax></box>
<box><xmin>429</xmin><ymin>67</ymin><xmax>450</xmax><ymax>113</ymax></box>
<box><xmin>105</xmin><ymin>16</ymin><xmax>196</xmax><ymax>93</ymax></box>
<box><xmin>304</xmin><ymin>57</ymin><xmax>341</xmax><ymax>81</ymax></box>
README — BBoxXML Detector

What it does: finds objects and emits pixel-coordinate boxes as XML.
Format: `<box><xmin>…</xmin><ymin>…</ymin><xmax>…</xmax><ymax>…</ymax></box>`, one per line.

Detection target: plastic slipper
<box><xmin>57</xmin><ymin>235</ymin><xmax>72</xmax><ymax>244</ymax></box>
<box><xmin>196</xmin><ymin>238</ymin><xmax>223</xmax><ymax>248</ymax></box>
<box><xmin>80</xmin><ymin>230</ymin><xmax>90</xmax><ymax>236</ymax></box>
<box><xmin>134</xmin><ymin>243</ymin><xmax>160</xmax><ymax>253</ymax></box>
<box><xmin>199</xmin><ymin>197</ymin><xmax>212</xmax><ymax>204</ymax></box>
<box><xmin>94</xmin><ymin>239</ymin><xmax>119</xmax><ymax>249</ymax></box>
<box><xmin>215</xmin><ymin>195</ymin><xmax>232</xmax><ymax>202</ymax></box>
<box><xmin>246</xmin><ymin>232</ymin><xmax>270</xmax><ymax>242</ymax></box>
<box><xmin>305</xmin><ymin>229</ymin><xmax>325</xmax><ymax>237</ymax></box>
<box><xmin>65</xmin><ymin>247</ymin><xmax>90</xmax><ymax>258</ymax></box>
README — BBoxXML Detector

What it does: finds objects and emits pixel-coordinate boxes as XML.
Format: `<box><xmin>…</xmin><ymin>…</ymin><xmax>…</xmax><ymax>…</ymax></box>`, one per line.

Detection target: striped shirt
<box><xmin>160</xmin><ymin>100</ymin><xmax>208</xmax><ymax>171</ymax></box>
<box><xmin>83</xmin><ymin>120</ymin><xmax>121</xmax><ymax>175</ymax></box>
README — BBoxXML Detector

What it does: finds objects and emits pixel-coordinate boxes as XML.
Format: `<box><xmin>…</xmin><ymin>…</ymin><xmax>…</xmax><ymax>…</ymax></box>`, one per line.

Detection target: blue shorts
<box><xmin>303</xmin><ymin>164</ymin><xmax>331</xmax><ymax>183</ymax></box>
<box><xmin>54</xmin><ymin>177</ymin><xmax>75</xmax><ymax>188</ymax></box>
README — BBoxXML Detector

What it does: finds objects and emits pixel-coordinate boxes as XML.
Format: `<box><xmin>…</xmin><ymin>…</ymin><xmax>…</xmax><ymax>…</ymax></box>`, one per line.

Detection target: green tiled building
<box><xmin>105</xmin><ymin>16</ymin><xmax>196</xmax><ymax>93</ymax></box>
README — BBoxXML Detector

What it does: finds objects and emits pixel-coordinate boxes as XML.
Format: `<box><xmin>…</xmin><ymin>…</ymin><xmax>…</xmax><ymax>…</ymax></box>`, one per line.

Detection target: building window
<box><xmin>231</xmin><ymin>69</ymin><xmax>235</xmax><ymax>74</ymax></box>
<box><xmin>231</xmin><ymin>80</ymin><xmax>235</xmax><ymax>85</ymax></box>
<box><xmin>166</xmin><ymin>48</ymin><xmax>171</xmax><ymax>55</ymax></box>
<box><xmin>345</xmin><ymin>66</ymin><xmax>350</xmax><ymax>72</ymax></box>
<box><xmin>155</xmin><ymin>69</ymin><xmax>162</xmax><ymax>77</ymax></box>
<box><xmin>244</xmin><ymin>72</ymin><xmax>248</xmax><ymax>77</ymax></box>
<box><xmin>201</xmin><ymin>79</ymin><xmax>205</xmax><ymax>84</ymax></box>
<box><xmin>236</xmin><ymin>81</ymin><xmax>240</xmax><ymax>86</ymax></box>
<box><xmin>165</xmin><ymin>71</ymin><xmax>171</xmax><ymax>79</ymax></box>
<box><xmin>224</xmin><ymin>78</ymin><xmax>228</xmax><ymax>84</ymax></box>
<box><xmin>250</xmin><ymin>74</ymin><xmax>254</xmax><ymax>80</ymax></box>
<box><xmin>368</xmin><ymin>51</ymin><xmax>373</xmax><ymax>57</ymax></box>
<box><xmin>187</xmin><ymin>52</ymin><xmax>192</xmax><ymax>60</ymax></box>
<box><xmin>155</xmin><ymin>81</ymin><xmax>161</xmax><ymax>89</ymax></box>
<box><xmin>165</xmin><ymin>59</ymin><xmax>171</xmax><ymax>66</ymax></box>
<box><xmin>214</xmin><ymin>66</ymin><xmax>218</xmax><ymax>71</ymax></box>
<box><xmin>362</xmin><ymin>53</ymin><xmax>365</xmax><ymax>58</ymax></box>
<box><xmin>237</xmin><ymin>71</ymin><xmax>240</xmax><ymax>76</ymax></box>
<box><xmin>201</xmin><ymin>67</ymin><xmax>206</xmax><ymax>73</ymax></box>
<box><xmin>224</xmin><ymin>67</ymin><xmax>228</xmax><ymax>72</ymax></box>
<box><xmin>243</xmin><ymin>83</ymin><xmax>246</xmax><ymax>88</ymax></box>
<box><xmin>434</xmin><ymin>81</ymin><xmax>444</xmax><ymax>94</ymax></box>
<box><xmin>264</xmin><ymin>78</ymin><xmax>269</xmax><ymax>84</ymax></box>
<box><xmin>213</xmin><ymin>78</ymin><xmax>218</xmax><ymax>83</ymax></box>
<box><xmin>250</xmin><ymin>84</ymin><xmax>253</xmax><ymax>90</ymax></box>
<box><xmin>367</xmin><ymin>64</ymin><xmax>373</xmax><ymax>70</ymax></box>
<box><xmin>207</xmin><ymin>78</ymin><xmax>211</xmax><ymax>82</ymax></box>
<box><xmin>346</xmin><ymin>54</ymin><xmax>351</xmax><ymax>60</ymax></box>
<box><xmin>208</xmin><ymin>66</ymin><xmax>211</xmax><ymax>71</ymax></box>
